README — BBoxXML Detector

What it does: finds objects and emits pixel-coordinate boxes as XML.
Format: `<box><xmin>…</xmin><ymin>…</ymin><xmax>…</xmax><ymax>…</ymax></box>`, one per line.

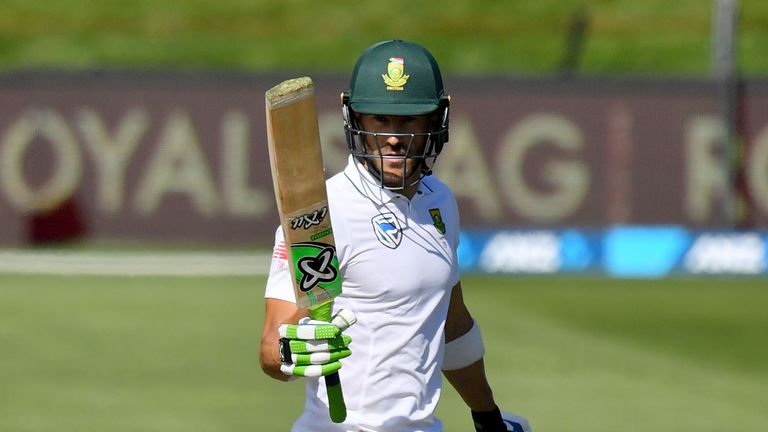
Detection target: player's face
<box><xmin>358</xmin><ymin>114</ymin><xmax>433</xmax><ymax>190</ymax></box>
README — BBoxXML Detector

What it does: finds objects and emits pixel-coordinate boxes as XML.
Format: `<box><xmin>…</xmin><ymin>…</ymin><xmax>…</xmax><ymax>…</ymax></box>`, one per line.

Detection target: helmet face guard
<box><xmin>342</xmin><ymin>95</ymin><xmax>449</xmax><ymax>191</ymax></box>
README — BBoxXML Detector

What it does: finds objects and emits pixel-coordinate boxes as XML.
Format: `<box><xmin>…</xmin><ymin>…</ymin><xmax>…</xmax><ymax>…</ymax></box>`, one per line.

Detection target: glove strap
<box><xmin>278</xmin><ymin>338</ymin><xmax>292</xmax><ymax>363</ymax></box>
<box><xmin>472</xmin><ymin>406</ymin><xmax>506</xmax><ymax>432</ymax></box>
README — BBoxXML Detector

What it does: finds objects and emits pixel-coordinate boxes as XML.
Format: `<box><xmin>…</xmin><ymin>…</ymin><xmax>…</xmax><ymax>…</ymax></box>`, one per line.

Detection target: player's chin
<box><xmin>381</xmin><ymin>172</ymin><xmax>402</xmax><ymax>185</ymax></box>
<box><xmin>380</xmin><ymin>171</ymin><xmax>407</xmax><ymax>188</ymax></box>
<box><xmin>382</xmin><ymin>171</ymin><xmax>422</xmax><ymax>189</ymax></box>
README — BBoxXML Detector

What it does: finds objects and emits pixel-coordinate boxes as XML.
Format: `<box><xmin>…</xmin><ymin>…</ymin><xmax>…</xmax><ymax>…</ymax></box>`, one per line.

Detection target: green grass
<box><xmin>1</xmin><ymin>274</ymin><xmax>767</xmax><ymax>431</ymax></box>
<box><xmin>1</xmin><ymin>0</ymin><xmax>768</xmax><ymax>75</ymax></box>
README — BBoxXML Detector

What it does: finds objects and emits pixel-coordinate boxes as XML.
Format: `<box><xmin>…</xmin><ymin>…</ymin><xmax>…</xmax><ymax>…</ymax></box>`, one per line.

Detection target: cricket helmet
<box><xmin>342</xmin><ymin>39</ymin><xmax>450</xmax><ymax>190</ymax></box>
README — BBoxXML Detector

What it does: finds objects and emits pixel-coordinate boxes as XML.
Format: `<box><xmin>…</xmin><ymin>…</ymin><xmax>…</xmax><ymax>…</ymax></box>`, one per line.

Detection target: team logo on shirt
<box><xmin>371</xmin><ymin>212</ymin><xmax>402</xmax><ymax>249</ymax></box>
<box><xmin>429</xmin><ymin>208</ymin><xmax>446</xmax><ymax>235</ymax></box>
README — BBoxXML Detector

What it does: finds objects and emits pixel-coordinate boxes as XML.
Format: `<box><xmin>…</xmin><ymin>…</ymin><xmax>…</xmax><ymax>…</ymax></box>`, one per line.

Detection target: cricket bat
<box><xmin>265</xmin><ymin>77</ymin><xmax>346</xmax><ymax>423</ymax></box>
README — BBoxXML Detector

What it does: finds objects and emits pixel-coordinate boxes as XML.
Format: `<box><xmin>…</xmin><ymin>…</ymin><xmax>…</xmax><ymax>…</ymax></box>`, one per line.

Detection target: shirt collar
<box><xmin>342</xmin><ymin>156</ymin><xmax>433</xmax><ymax>205</ymax></box>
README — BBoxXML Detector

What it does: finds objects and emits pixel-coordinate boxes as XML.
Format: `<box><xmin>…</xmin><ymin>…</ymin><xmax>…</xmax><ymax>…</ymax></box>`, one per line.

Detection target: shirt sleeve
<box><xmin>447</xmin><ymin>190</ymin><xmax>462</xmax><ymax>287</ymax></box>
<box><xmin>264</xmin><ymin>226</ymin><xmax>296</xmax><ymax>303</ymax></box>
<box><xmin>449</xmin><ymin>189</ymin><xmax>461</xmax><ymax>251</ymax></box>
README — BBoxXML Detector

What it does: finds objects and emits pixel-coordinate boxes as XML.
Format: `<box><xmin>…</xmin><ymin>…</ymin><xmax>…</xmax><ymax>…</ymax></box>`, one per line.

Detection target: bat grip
<box><xmin>310</xmin><ymin>302</ymin><xmax>347</xmax><ymax>423</ymax></box>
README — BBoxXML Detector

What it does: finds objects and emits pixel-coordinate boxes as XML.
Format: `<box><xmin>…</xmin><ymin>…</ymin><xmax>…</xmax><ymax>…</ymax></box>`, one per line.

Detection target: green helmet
<box><xmin>342</xmin><ymin>40</ymin><xmax>450</xmax><ymax>190</ymax></box>
<box><xmin>347</xmin><ymin>39</ymin><xmax>446</xmax><ymax>115</ymax></box>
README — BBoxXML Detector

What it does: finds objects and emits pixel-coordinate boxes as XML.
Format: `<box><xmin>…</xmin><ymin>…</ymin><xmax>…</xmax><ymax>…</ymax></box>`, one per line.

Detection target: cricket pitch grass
<box><xmin>1</xmin><ymin>272</ymin><xmax>766</xmax><ymax>431</ymax></box>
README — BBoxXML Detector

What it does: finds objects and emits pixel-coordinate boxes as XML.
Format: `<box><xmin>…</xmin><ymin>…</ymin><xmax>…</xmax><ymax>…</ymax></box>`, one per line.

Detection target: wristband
<box><xmin>443</xmin><ymin>319</ymin><xmax>485</xmax><ymax>370</ymax></box>
<box><xmin>472</xmin><ymin>406</ymin><xmax>506</xmax><ymax>432</ymax></box>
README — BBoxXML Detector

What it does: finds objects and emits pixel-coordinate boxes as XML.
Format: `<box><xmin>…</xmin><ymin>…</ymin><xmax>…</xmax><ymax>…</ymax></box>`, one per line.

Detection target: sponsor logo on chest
<box><xmin>371</xmin><ymin>212</ymin><xmax>402</xmax><ymax>249</ymax></box>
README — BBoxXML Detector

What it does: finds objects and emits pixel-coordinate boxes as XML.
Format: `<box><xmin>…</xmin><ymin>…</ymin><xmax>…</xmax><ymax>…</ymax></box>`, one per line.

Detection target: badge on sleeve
<box><xmin>429</xmin><ymin>208</ymin><xmax>446</xmax><ymax>235</ymax></box>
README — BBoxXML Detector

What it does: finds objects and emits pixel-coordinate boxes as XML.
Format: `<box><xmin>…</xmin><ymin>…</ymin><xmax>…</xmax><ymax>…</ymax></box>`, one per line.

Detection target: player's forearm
<box><xmin>259</xmin><ymin>298</ymin><xmax>308</xmax><ymax>382</ymax></box>
<box><xmin>443</xmin><ymin>358</ymin><xmax>497</xmax><ymax>412</ymax></box>
<box><xmin>444</xmin><ymin>282</ymin><xmax>496</xmax><ymax>410</ymax></box>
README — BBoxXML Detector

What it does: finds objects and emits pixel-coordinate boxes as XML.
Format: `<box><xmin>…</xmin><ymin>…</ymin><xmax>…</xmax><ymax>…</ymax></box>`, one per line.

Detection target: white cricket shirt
<box><xmin>265</xmin><ymin>157</ymin><xmax>461</xmax><ymax>432</ymax></box>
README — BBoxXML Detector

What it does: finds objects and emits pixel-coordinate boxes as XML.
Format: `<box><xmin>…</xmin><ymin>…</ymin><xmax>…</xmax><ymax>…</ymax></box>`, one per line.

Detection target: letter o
<box><xmin>0</xmin><ymin>109</ymin><xmax>82</xmax><ymax>213</ymax></box>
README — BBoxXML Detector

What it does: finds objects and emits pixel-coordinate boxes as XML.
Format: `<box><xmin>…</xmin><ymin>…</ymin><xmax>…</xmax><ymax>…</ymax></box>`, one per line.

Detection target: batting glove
<box><xmin>278</xmin><ymin>309</ymin><xmax>356</xmax><ymax>378</ymax></box>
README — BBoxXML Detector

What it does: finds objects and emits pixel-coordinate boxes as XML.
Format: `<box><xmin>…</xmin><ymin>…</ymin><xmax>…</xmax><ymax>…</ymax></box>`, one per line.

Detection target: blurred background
<box><xmin>1</xmin><ymin>1</ymin><xmax>767</xmax><ymax>431</ymax></box>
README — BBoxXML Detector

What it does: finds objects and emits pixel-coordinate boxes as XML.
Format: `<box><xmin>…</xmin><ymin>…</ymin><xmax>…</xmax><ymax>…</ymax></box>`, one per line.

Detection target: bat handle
<box><xmin>310</xmin><ymin>303</ymin><xmax>347</xmax><ymax>423</ymax></box>
<box><xmin>325</xmin><ymin>371</ymin><xmax>347</xmax><ymax>423</ymax></box>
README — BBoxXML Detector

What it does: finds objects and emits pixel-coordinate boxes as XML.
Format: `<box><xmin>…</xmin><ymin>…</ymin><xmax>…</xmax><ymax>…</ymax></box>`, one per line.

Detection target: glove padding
<box><xmin>278</xmin><ymin>309</ymin><xmax>356</xmax><ymax>378</ymax></box>
<box><xmin>473</xmin><ymin>407</ymin><xmax>532</xmax><ymax>432</ymax></box>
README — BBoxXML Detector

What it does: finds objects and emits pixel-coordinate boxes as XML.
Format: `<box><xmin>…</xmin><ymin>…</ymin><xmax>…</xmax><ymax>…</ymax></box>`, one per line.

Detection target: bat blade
<box><xmin>265</xmin><ymin>76</ymin><xmax>346</xmax><ymax>423</ymax></box>
<box><xmin>265</xmin><ymin>77</ymin><xmax>341</xmax><ymax>310</ymax></box>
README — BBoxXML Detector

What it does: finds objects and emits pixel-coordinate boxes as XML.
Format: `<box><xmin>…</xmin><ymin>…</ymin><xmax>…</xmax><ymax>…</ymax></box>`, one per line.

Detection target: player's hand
<box><xmin>278</xmin><ymin>309</ymin><xmax>356</xmax><ymax>378</ymax></box>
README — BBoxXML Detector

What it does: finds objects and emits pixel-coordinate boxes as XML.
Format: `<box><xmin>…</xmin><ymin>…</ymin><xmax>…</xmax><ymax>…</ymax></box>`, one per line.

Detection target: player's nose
<box><xmin>384</xmin><ymin>135</ymin><xmax>402</xmax><ymax>146</ymax></box>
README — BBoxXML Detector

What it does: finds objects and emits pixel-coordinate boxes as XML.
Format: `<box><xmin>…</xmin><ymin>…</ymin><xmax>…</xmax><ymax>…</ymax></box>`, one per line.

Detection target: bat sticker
<box><xmin>290</xmin><ymin>207</ymin><xmax>328</xmax><ymax>230</ymax></box>
<box><xmin>297</xmin><ymin>246</ymin><xmax>338</xmax><ymax>292</ymax></box>
<box><xmin>290</xmin><ymin>243</ymin><xmax>342</xmax><ymax>295</ymax></box>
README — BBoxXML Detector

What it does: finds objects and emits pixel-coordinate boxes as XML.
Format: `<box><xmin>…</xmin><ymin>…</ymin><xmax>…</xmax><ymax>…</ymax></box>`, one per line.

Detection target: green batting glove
<box><xmin>278</xmin><ymin>309</ymin><xmax>356</xmax><ymax>378</ymax></box>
